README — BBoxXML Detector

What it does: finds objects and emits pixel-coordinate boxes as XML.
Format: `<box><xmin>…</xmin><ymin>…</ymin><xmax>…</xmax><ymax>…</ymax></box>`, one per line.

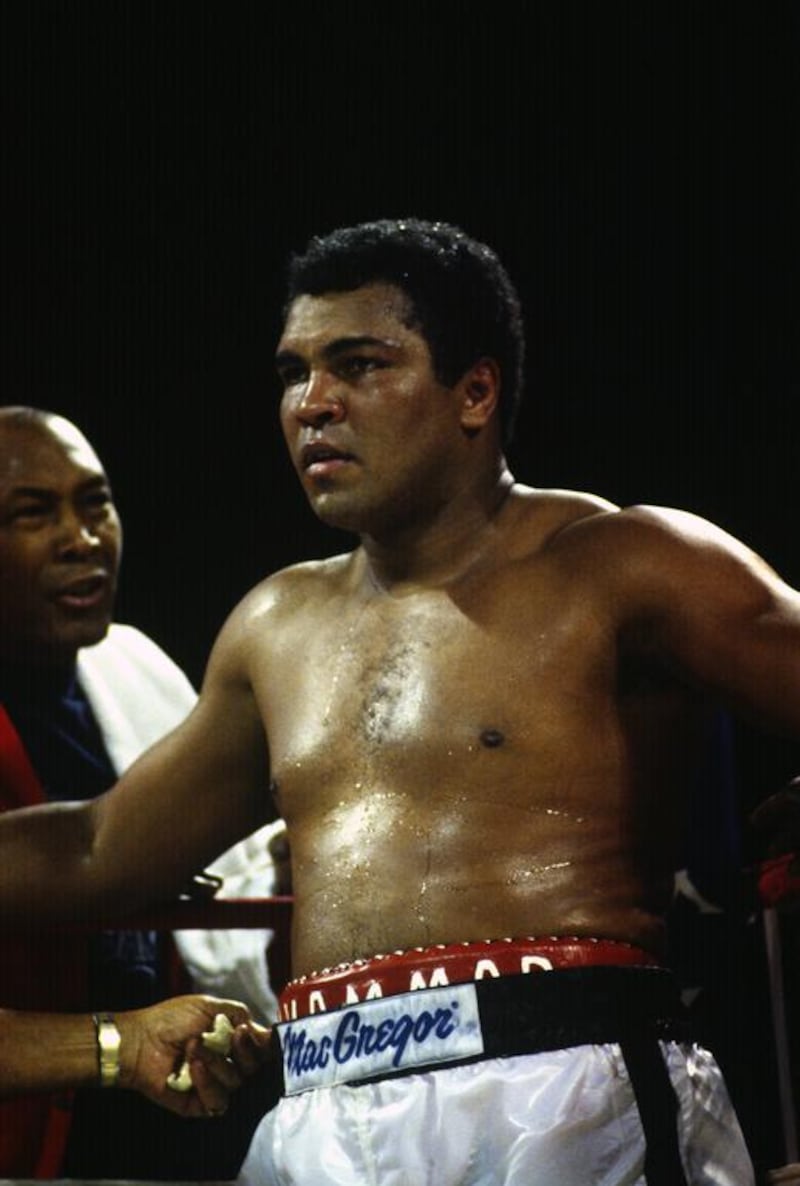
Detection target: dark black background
<box><xmin>2</xmin><ymin>2</ymin><xmax>799</xmax><ymax>687</ymax></box>
<box><xmin>2</xmin><ymin>3</ymin><xmax>800</xmax><ymax>1172</ymax></box>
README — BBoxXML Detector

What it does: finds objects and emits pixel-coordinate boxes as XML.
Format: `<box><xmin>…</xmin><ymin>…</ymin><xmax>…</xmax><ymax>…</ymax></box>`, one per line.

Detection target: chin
<box><xmin>309</xmin><ymin>492</ymin><xmax>369</xmax><ymax>533</ymax></box>
<box><xmin>54</xmin><ymin>615</ymin><xmax>113</xmax><ymax>656</ymax></box>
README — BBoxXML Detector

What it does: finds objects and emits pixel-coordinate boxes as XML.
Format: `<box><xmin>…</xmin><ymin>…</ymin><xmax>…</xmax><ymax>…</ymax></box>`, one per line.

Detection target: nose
<box><xmin>291</xmin><ymin>372</ymin><xmax>346</xmax><ymax>429</ymax></box>
<box><xmin>55</xmin><ymin>511</ymin><xmax>102</xmax><ymax>559</ymax></box>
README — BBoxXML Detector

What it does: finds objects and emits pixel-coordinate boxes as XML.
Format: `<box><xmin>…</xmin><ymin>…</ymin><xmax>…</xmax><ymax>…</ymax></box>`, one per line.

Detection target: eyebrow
<box><xmin>275</xmin><ymin>335</ymin><xmax>401</xmax><ymax>367</ymax></box>
<box><xmin>7</xmin><ymin>485</ymin><xmax>57</xmax><ymax>500</ymax></box>
<box><xmin>8</xmin><ymin>475</ymin><xmax>110</xmax><ymax>499</ymax></box>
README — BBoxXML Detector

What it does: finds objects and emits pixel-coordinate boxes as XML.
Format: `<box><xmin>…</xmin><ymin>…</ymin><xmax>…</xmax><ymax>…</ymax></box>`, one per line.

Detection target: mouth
<box><xmin>300</xmin><ymin>441</ymin><xmax>356</xmax><ymax>478</ymax></box>
<box><xmin>53</xmin><ymin>573</ymin><xmax>111</xmax><ymax>611</ymax></box>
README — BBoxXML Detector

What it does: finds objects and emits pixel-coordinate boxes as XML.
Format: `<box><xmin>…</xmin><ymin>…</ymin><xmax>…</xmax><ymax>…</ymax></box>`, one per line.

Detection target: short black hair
<box><xmin>285</xmin><ymin>218</ymin><xmax>525</xmax><ymax>445</ymax></box>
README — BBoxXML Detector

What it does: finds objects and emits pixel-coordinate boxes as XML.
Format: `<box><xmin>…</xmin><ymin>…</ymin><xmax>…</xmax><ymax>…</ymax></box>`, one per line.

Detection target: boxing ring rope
<box><xmin>98</xmin><ymin>896</ymin><xmax>294</xmax><ymax>933</ymax></box>
<box><xmin>9</xmin><ymin>890</ymin><xmax>800</xmax><ymax>1174</ymax></box>
<box><xmin>49</xmin><ymin>894</ymin><xmax>297</xmax><ymax>1000</ymax></box>
<box><xmin>21</xmin><ymin>896</ymin><xmax>295</xmax><ymax>935</ymax></box>
<box><xmin>50</xmin><ymin>889</ymin><xmax>798</xmax><ymax>1163</ymax></box>
<box><xmin>764</xmin><ymin>907</ymin><xmax>799</xmax><ymax>1164</ymax></box>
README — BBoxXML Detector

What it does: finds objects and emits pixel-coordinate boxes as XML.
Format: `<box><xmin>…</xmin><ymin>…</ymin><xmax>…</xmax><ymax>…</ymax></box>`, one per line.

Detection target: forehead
<box><xmin>0</xmin><ymin>418</ymin><xmax>105</xmax><ymax>493</ymax></box>
<box><xmin>278</xmin><ymin>283</ymin><xmax>420</xmax><ymax>353</ymax></box>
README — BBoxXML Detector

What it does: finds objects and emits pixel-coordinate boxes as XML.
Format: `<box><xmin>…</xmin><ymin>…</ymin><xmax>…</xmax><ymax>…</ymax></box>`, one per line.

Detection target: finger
<box><xmin>184</xmin><ymin>1036</ymin><xmax>242</xmax><ymax>1091</ymax></box>
<box><xmin>229</xmin><ymin>1023</ymin><xmax>272</xmax><ymax>1076</ymax></box>
<box><xmin>187</xmin><ymin>1055</ymin><xmax>234</xmax><ymax>1118</ymax></box>
<box><xmin>204</xmin><ymin>1054</ymin><xmax>242</xmax><ymax>1092</ymax></box>
<box><xmin>187</xmin><ymin>997</ymin><xmax>252</xmax><ymax>1038</ymax></box>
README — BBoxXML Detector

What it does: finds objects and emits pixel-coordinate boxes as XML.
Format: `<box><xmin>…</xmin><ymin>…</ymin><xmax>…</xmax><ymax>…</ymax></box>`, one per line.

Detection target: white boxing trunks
<box><xmin>237</xmin><ymin>937</ymin><xmax>755</xmax><ymax>1186</ymax></box>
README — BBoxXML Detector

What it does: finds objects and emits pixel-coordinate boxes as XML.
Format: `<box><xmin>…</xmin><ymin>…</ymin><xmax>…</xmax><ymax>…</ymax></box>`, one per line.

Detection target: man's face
<box><xmin>276</xmin><ymin>283</ymin><xmax>467</xmax><ymax>536</ymax></box>
<box><xmin>0</xmin><ymin>416</ymin><xmax>122</xmax><ymax>667</ymax></box>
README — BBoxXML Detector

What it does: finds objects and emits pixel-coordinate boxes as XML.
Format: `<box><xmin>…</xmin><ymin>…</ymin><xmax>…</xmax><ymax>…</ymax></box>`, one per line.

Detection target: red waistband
<box><xmin>278</xmin><ymin>936</ymin><xmax>661</xmax><ymax>1020</ymax></box>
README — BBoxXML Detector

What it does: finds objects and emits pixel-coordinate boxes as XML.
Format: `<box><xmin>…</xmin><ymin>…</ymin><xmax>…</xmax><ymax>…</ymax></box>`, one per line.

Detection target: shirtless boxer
<box><xmin>2</xmin><ymin>218</ymin><xmax>800</xmax><ymax>1184</ymax></box>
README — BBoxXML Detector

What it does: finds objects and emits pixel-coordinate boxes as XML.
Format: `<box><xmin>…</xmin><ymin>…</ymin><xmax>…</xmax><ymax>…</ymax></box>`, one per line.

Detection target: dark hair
<box><xmin>285</xmin><ymin>218</ymin><xmax>525</xmax><ymax>444</ymax></box>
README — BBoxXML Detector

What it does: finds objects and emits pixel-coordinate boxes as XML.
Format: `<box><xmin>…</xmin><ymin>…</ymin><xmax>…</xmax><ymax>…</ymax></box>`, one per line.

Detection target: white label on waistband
<box><xmin>278</xmin><ymin>982</ymin><xmax>485</xmax><ymax>1095</ymax></box>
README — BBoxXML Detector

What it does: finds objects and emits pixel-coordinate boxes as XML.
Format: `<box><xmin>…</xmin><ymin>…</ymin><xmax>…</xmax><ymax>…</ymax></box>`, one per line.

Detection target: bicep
<box><xmin>90</xmin><ymin>617</ymin><xmax>272</xmax><ymax>910</ymax></box>
<box><xmin>673</xmin><ymin>580</ymin><xmax>800</xmax><ymax>732</ymax></box>
<box><xmin>622</xmin><ymin>508</ymin><xmax>800</xmax><ymax>734</ymax></box>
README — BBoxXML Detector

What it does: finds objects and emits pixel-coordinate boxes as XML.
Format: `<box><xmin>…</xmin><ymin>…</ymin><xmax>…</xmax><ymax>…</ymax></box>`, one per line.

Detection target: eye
<box><xmin>338</xmin><ymin>356</ymin><xmax>387</xmax><ymax>379</ymax></box>
<box><xmin>11</xmin><ymin>503</ymin><xmax>48</xmax><ymax>522</ymax></box>
<box><xmin>3</xmin><ymin>502</ymin><xmax>52</xmax><ymax>531</ymax></box>
<box><xmin>81</xmin><ymin>488</ymin><xmax>114</xmax><ymax>516</ymax></box>
<box><xmin>277</xmin><ymin>363</ymin><xmax>308</xmax><ymax>389</ymax></box>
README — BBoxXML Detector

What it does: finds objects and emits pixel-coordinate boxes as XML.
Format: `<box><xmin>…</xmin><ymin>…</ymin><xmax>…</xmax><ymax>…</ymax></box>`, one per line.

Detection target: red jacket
<box><xmin>0</xmin><ymin>704</ymin><xmax>91</xmax><ymax>1176</ymax></box>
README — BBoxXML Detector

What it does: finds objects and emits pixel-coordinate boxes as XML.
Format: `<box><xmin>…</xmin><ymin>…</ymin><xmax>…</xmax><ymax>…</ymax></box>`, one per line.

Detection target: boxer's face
<box><xmin>277</xmin><ymin>283</ymin><xmax>470</xmax><ymax>536</ymax></box>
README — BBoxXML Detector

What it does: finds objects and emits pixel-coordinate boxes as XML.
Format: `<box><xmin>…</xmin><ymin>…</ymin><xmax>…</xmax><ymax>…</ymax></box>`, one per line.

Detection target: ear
<box><xmin>458</xmin><ymin>357</ymin><xmax>501</xmax><ymax>431</ymax></box>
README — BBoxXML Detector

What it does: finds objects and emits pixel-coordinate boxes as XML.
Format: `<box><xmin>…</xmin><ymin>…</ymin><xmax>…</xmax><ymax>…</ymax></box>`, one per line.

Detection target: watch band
<box><xmin>93</xmin><ymin>1012</ymin><xmax>121</xmax><ymax>1088</ymax></box>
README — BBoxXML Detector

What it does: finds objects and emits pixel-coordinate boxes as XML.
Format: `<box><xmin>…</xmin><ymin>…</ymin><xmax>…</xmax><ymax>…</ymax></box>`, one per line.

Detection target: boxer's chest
<box><xmin>259</xmin><ymin>571</ymin><xmax>617</xmax><ymax>795</ymax></box>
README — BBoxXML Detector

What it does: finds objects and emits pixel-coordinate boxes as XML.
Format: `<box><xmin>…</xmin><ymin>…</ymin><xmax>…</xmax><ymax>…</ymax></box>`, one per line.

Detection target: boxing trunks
<box><xmin>238</xmin><ymin>937</ymin><xmax>755</xmax><ymax>1186</ymax></box>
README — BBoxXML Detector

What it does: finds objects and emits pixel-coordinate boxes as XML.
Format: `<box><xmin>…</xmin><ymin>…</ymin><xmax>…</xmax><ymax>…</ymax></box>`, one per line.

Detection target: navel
<box><xmin>479</xmin><ymin>728</ymin><xmax>505</xmax><ymax>748</ymax></box>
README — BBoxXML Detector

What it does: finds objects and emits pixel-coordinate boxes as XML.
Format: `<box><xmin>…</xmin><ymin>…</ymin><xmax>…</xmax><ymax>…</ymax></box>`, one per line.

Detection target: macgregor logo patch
<box><xmin>278</xmin><ymin>982</ymin><xmax>484</xmax><ymax>1094</ymax></box>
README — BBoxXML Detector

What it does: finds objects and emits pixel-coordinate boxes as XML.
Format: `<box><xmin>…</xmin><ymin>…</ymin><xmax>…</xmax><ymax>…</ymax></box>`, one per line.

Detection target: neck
<box><xmin>360</xmin><ymin>461</ymin><xmax>516</xmax><ymax>594</ymax></box>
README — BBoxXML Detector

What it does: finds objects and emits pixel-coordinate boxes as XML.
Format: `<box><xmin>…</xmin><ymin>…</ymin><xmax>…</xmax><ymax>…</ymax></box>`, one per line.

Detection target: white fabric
<box><xmin>238</xmin><ymin>1042</ymin><xmax>754</xmax><ymax>1186</ymax></box>
<box><xmin>172</xmin><ymin>819</ymin><xmax>284</xmax><ymax>1023</ymax></box>
<box><xmin>280</xmin><ymin>982</ymin><xmax>485</xmax><ymax>1093</ymax></box>
<box><xmin>77</xmin><ymin>623</ymin><xmax>280</xmax><ymax>1022</ymax></box>
<box><xmin>76</xmin><ymin>623</ymin><xmax>197</xmax><ymax>771</ymax></box>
